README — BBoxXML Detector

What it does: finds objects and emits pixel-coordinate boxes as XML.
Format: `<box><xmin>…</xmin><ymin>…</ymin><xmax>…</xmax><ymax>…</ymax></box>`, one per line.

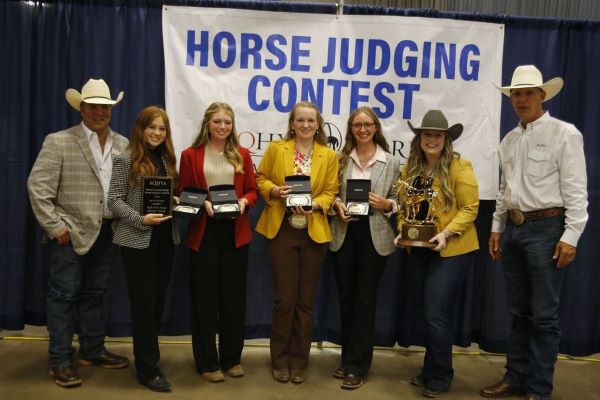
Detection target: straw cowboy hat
<box><xmin>408</xmin><ymin>109</ymin><xmax>463</xmax><ymax>141</ymax></box>
<box><xmin>495</xmin><ymin>65</ymin><xmax>563</xmax><ymax>102</ymax></box>
<box><xmin>65</xmin><ymin>79</ymin><xmax>124</xmax><ymax>111</ymax></box>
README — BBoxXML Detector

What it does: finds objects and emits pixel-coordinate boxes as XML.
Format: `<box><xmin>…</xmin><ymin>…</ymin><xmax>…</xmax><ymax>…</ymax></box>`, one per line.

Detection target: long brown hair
<box><xmin>128</xmin><ymin>106</ymin><xmax>178</xmax><ymax>185</ymax></box>
<box><xmin>283</xmin><ymin>101</ymin><xmax>327</xmax><ymax>146</ymax></box>
<box><xmin>405</xmin><ymin>132</ymin><xmax>459</xmax><ymax>211</ymax></box>
<box><xmin>338</xmin><ymin>106</ymin><xmax>390</xmax><ymax>181</ymax></box>
<box><xmin>190</xmin><ymin>102</ymin><xmax>244</xmax><ymax>173</ymax></box>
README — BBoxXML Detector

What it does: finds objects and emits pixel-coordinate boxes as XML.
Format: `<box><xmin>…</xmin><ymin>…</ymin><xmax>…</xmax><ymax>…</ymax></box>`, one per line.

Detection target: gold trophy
<box><xmin>393</xmin><ymin>175</ymin><xmax>441</xmax><ymax>248</ymax></box>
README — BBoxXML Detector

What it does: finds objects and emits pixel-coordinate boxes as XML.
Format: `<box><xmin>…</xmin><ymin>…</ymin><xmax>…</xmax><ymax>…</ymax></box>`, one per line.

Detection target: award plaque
<box><xmin>141</xmin><ymin>176</ymin><xmax>173</xmax><ymax>215</ymax></box>
<box><xmin>285</xmin><ymin>175</ymin><xmax>312</xmax><ymax>211</ymax></box>
<box><xmin>345</xmin><ymin>179</ymin><xmax>371</xmax><ymax>218</ymax></box>
<box><xmin>393</xmin><ymin>175</ymin><xmax>441</xmax><ymax>248</ymax></box>
<box><xmin>173</xmin><ymin>187</ymin><xmax>208</xmax><ymax>220</ymax></box>
<box><xmin>209</xmin><ymin>184</ymin><xmax>241</xmax><ymax>218</ymax></box>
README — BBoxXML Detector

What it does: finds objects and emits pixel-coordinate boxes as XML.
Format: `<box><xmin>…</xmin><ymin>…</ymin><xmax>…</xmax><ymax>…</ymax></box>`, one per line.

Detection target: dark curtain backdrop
<box><xmin>1</xmin><ymin>0</ymin><xmax>599</xmax><ymax>357</ymax></box>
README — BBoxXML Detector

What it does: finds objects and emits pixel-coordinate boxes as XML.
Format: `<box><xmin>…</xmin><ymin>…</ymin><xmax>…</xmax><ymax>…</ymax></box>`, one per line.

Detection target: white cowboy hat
<box><xmin>407</xmin><ymin>109</ymin><xmax>463</xmax><ymax>141</ymax></box>
<box><xmin>65</xmin><ymin>79</ymin><xmax>124</xmax><ymax>111</ymax></box>
<box><xmin>495</xmin><ymin>65</ymin><xmax>563</xmax><ymax>102</ymax></box>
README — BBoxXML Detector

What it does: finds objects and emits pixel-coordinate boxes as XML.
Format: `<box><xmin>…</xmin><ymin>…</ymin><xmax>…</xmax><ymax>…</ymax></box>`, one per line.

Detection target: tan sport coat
<box><xmin>329</xmin><ymin>151</ymin><xmax>401</xmax><ymax>256</ymax></box>
<box><xmin>28</xmin><ymin>123</ymin><xmax>129</xmax><ymax>255</ymax></box>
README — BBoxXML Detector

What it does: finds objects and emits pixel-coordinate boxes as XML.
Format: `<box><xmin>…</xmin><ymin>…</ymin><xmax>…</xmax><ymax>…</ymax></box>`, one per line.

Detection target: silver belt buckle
<box><xmin>509</xmin><ymin>209</ymin><xmax>525</xmax><ymax>225</ymax></box>
<box><xmin>288</xmin><ymin>214</ymin><xmax>308</xmax><ymax>229</ymax></box>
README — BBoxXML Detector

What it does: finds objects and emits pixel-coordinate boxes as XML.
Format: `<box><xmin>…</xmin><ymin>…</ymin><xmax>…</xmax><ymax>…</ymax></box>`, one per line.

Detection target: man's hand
<box><xmin>488</xmin><ymin>232</ymin><xmax>502</xmax><ymax>261</ymax></box>
<box><xmin>553</xmin><ymin>241</ymin><xmax>577</xmax><ymax>269</ymax></box>
<box><xmin>55</xmin><ymin>228</ymin><xmax>70</xmax><ymax>246</ymax></box>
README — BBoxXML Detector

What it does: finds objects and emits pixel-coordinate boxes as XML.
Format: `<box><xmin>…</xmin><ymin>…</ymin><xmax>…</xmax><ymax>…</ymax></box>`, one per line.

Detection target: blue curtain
<box><xmin>1</xmin><ymin>0</ymin><xmax>599</xmax><ymax>356</ymax></box>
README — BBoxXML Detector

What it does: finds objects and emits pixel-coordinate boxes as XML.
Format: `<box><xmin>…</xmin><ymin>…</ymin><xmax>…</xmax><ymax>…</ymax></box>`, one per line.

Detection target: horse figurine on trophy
<box><xmin>393</xmin><ymin>175</ymin><xmax>442</xmax><ymax>247</ymax></box>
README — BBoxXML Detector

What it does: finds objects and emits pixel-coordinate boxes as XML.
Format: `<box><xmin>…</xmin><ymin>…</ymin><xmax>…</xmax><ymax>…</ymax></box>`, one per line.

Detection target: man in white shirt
<box><xmin>480</xmin><ymin>65</ymin><xmax>588</xmax><ymax>400</ymax></box>
<box><xmin>28</xmin><ymin>79</ymin><xmax>130</xmax><ymax>388</ymax></box>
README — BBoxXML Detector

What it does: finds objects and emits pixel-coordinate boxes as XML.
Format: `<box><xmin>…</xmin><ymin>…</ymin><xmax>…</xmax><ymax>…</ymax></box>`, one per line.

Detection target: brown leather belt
<box><xmin>509</xmin><ymin>207</ymin><xmax>564</xmax><ymax>225</ymax></box>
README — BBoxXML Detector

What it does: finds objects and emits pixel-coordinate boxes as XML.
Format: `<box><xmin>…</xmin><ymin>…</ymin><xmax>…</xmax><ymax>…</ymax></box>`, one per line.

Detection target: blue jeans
<box><xmin>502</xmin><ymin>215</ymin><xmax>565</xmax><ymax>400</ymax></box>
<box><xmin>46</xmin><ymin>224</ymin><xmax>117</xmax><ymax>367</ymax></box>
<box><xmin>408</xmin><ymin>248</ymin><xmax>473</xmax><ymax>392</ymax></box>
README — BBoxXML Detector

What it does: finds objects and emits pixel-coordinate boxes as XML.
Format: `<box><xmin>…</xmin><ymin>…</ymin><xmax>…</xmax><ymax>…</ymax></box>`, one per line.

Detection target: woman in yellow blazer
<box><xmin>394</xmin><ymin>110</ymin><xmax>479</xmax><ymax>398</ymax></box>
<box><xmin>256</xmin><ymin>102</ymin><xmax>338</xmax><ymax>385</ymax></box>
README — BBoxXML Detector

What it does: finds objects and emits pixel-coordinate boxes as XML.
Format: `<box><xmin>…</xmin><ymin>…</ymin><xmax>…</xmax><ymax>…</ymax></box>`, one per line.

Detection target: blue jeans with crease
<box><xmin>501</xmin><ymin>215</ymin><xmax>565</xmax><ymax>400</ymax></box>
<box><xmin>46</xmin><ymin>224</ymin><xmax>117</xmax><ymax>367</ymax></box>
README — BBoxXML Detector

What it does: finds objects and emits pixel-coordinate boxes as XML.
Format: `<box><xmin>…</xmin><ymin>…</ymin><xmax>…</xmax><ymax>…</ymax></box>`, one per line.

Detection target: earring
<box><xmin>291</xmin><ymin>129</ymin><xmax>295</xmax><ymax>136</ymax></box>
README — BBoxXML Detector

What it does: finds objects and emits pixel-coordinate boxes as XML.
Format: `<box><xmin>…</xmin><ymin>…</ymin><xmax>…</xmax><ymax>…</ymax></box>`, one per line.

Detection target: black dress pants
<box><xmin>331</xmin><ymin>219</ymin><xmax>387</xmax><ymax>377</ymax></box>
<box><xmin>189</xmin><ymin>218</ymin><xmax>248</xmax><ymax>373</ymax></box>
<box><xmin>121</xmin><ymin>222</ymin><xmax>174</xmax><ymax>380</ymax></box>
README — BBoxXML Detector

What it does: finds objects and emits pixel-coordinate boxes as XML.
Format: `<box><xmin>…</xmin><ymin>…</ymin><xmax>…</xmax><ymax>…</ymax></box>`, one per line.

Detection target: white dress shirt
<box><xmin>491</xmin><ymin>112</ymin><xmax>588</xmax><ymax>246</ymax></box>
<box><xmin>82</xmin><ymin>122</ymin><xmax>114</xmax><ymax>219</ymax></box>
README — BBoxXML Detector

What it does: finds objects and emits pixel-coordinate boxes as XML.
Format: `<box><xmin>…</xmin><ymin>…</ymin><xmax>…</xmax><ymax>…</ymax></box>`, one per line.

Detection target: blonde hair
<box><xmin>405</xmin><ymin>133</ymin><xmax>459</xmax><ymax>211</ymax></box>
<box><xmin>191</xmin><ymin>102</ymin><xmax>244</xmax><ymax>173</ymax></box>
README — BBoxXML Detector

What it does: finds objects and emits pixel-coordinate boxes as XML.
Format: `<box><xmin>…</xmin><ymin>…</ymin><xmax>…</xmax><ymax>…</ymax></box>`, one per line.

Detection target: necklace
<box><xmin>295</xmin><ymin>142</ymin><xmax>313</xmax><ymax>155</ymax></box>
<box><xmin>357</xmin><ymin>145</ymin><xmax>376</xmax><ymax>164</ymax></box>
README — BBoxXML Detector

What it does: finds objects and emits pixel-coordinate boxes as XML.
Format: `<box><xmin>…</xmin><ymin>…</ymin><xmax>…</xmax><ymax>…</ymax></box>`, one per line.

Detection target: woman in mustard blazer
<box><xmin>256</xmin><ymin>101</ymin><xmax>338</xmax><ymax>385</ymax></box>
<box><xmin>394</xmin><ymin>110</ymin><xmax>479</xmax><ymax>398</ymax></box>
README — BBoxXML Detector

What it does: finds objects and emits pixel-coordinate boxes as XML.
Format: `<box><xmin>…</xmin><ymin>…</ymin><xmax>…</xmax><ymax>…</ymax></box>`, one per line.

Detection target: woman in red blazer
<box><xmin>178</xmin><ymin>102</ymin><xmax>257</xmax><ymax>383</ymax></box>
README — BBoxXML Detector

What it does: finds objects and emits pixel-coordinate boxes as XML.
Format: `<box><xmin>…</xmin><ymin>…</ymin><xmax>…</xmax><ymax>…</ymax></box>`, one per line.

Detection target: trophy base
<box><xmin>398</xmin><ymin>223</ymin><xmax>437</xmax><ymax>248</ymax></box>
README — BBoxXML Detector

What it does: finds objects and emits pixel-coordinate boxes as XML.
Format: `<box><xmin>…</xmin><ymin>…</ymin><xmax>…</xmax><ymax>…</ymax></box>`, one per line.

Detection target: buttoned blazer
<box><xmin>255</xmin><ymin>139</ymin><xmax>339</xmax><ymax>243</ymax></box>
<box><xmin>178</xmin><ymin>145</ymin><xmax>258</xmax><ymax>251</ymax></box>
<box><xmin>107</xmin><ymin>150</ymin><xmax>181</xmax><ymax>249</ymax></box>
<box><xmin>329</xmin><ymin>151</ymin><xmax>401</xmax><ymax>256</ymax></box>
<box><xmin>397</xmin><ymin>157</ymin><xmax>480</xmax><ymax>257</ymax></box>
<box><xmin>27</xmin><ymin>123</ymin><xmax>129</xmax><ymax>255</ymax></box>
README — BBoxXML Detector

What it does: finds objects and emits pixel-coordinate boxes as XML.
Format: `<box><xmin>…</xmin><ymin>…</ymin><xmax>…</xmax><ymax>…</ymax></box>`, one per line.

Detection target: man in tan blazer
<box><xmin>28</xmin><ymin>79</ymin><xmax>130</xmax><ymax>388</ymax></box>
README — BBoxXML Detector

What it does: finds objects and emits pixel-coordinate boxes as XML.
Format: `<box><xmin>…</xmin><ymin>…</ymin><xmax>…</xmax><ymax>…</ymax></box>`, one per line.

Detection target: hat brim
<box><xmin>495</xmin><ymin>77</ymin><xmax>563</xmax><ymax>102</ymax></box>
<box><xmin>408</xmin><ymin>121</ymin><xmax>463</xmax><ymax>141</ymax></box>
<box><xmin>65</xmin><ymin>89</ymin><xmax>124</xmax><ymax>111</ymax></box>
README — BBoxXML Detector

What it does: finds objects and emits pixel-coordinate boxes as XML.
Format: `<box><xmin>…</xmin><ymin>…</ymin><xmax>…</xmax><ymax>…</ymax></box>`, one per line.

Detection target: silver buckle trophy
<box><xmin>393</xmin><ymin>175</ymin><xmax>441</xmax><ymax>248</ymax></box>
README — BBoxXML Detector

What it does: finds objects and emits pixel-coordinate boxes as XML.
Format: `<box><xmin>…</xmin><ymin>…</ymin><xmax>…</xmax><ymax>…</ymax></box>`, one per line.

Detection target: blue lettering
<box><xmin>421</xmin><ymin>41</ymin><xmax>431</xmax><ymax>78</ymax></box>
<box><xmin>247</xmin><ymin>75</ymin><xmax>270</xmax><ymax>111</ymax></box>
<box><xmin>434</xmin><ymin>43</ymin><xmax>456</xmax><ymax>79</ymax></box>
<box><xmin>373</xmin><ymin>82</ymin><xmax>395</xmax><ymax>118</ymax></box>
<box><xmin>186</xmin><ymin>30</ymin><xmax>209</xmax><ymax>66</ymax></box>
<box><xmin>240</xmin><ymin>33</ymin><xmax>262</xmax><ymax>69</ymax></box>
<box><xmin>322</xmin><ymin>38</ymin><xmax>336</xmax><ymax>73</ymax></box>
<box><xmin>265</xmin><ymin>35</ymin><xmax>287</xmax><ymax>71</ymax></box>
<box><xmin>300</xmin><ymin>78</ymin><xmax>324</xmax><ymax>111</ymax></box>
<box><xmin>213</xmin><ymin>31</ymin><xmax>236</xmax><ymax>68</ymax></box>
<box><xmin>273</xmin><ymin>77</ymin><xmax>297</xmax><ymax>112</ymax></box>
<box><xmin>394</xmin><ymin>40</ymin><xmax>418</xmax><ymax>78</ymax></box>
<box><xmin>367</xmin><ymin>39</ymin><xmax>390</xmax><ymax>76</ymax></box>
<box><xmin>459</xmin><ymin>44</ymin><xmax>480</xmax><ymax>81</ymax></box>
<box><xmin>350</xmin><ymin>81</ymin><xmax>370</xmax><ymax>111</ymax></box>
<box><xmin>397</xmin><ymin>83</ymin><xmax>420</xmax><ymax>119</ymax></box>
<box><xmin>340</xmin><ymin>38</ymin><xmax>363</xmax><ymax>75</ymax></box>
<box><xmin>291</xmin><ymin>36</ymin><xmax>311</xmax><ymax>72</ymax></box>
<box><xmin>326</xmin><ymin>79</ymin><xmax>349</xmax><ymax>115</ymax></box>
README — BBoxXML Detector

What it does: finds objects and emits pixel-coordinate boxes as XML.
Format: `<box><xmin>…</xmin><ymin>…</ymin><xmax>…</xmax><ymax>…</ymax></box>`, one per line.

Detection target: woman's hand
<box><xmin>290</xmin><ymin>205</ymin><xmax>312</xmax><ymax>215</ymax></box>
<box><xmin>369</xmin><ymin>192</ymin><xmax>393</xmax><ymax>212</ymax></box>
<box><xmin>204</xmin><ymin>200</ymin><xmax>215</xmax><ymax>217</ymax></box>
<box><xmin>334</xmin><ymin>199</ymin><xmax>355</xmax><ymax>223</ymax></box>
<box><xmin>172</xmin><ymin>196</ymin><xmax>180</xmax><ymax>205</ymax></box>
<box><xmin>143</xmin><ymin>213</ymin><xmax>172</xmax><ymax>225</ymax></box>
<box><xmin>429</xmin><ymin>230</ymin><xmax>451</xmax><ymax>252</ymax></box>
<box><xmin>238</xmin><ymin>197</ymin><xmax>249</xmax><ymax>215</ymax></box>
<box><xmin>270</xmin><ymin>185</ymin><xmax>293</xmax><ymax>199</ymax></box>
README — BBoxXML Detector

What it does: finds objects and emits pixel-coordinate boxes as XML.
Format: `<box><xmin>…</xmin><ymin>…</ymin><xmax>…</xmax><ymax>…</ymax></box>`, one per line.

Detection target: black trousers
<box><xmin>330</xmin><ymin>219</ymin><xmax>387</xmax><ymax>377</ymax></box>
<box><xmin>189</xmin><ymin>218</ymin><xmax>248</xmax><ymax>373</ymax></box>
<box><xmin>121</xmin><ymin>222</ymin><xmax>174</xmax><ymax>380</ymax></box>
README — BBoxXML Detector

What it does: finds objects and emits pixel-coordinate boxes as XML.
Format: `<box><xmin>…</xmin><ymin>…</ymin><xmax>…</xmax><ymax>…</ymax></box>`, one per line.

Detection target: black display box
<box><xmin>209</xmin><ymin>184</ymin><xmax>241</xmax><ymax>218</ymax></box>
<box><xmin>345</xmin><ymin>179</ymin><xmax>371</xmax><ymax>218</ymax></box>
<box><xmin>173</xmin><ymin>187</ymin><xmax>207</xmax><ymax>220</ymax></box>
<box><xmin>285</xmin><ymin>175</ymin><xmax>312</xmax><ymax>211</ymax></box>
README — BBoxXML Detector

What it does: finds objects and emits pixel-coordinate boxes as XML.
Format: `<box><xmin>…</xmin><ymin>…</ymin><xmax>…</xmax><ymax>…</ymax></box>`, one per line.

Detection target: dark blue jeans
<box><xmin>502</xmin><ymin>216</ymin><xmax>565</xmax><ymax>400</ymax></box>
<box><xmin>46</xmin><ymin>224</ymin><xmax>118</xmax><ymax>367</ymax></box>
<box><xmin>408</xmin><ymin>248</ymin><xmax>473</xmax><ymax>392</ymax></box>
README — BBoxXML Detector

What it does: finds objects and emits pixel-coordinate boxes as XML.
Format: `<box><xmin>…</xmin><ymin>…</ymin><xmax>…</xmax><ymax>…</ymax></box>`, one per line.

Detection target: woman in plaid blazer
<box><xmin>108</xmin><ymin>106</ymin><xmax>180</xmax><ymax>392</ymax></box>
<box><xmin>328</xmin><ymin>106</ymin><xmax>401</xmax><ymax>390</ymax></box>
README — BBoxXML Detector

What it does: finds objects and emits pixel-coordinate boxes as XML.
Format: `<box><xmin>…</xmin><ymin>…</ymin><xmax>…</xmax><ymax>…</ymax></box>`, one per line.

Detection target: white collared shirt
<box><xmin>491</xmin><ymin>112</ymin><xmax>588</xmax><ymax>246</ymax></box>
<box><xmin>82</xmin><ymin>122</ymin><xmax>114</xmax><ymax>218</ymax></box>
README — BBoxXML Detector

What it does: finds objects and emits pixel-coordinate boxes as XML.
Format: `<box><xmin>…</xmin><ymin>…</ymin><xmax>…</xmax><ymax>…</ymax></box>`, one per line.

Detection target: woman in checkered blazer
<box><xmin>108</xmin><ymin>106</ymin><xmax>180</xmax><ymax>392</ymax></box>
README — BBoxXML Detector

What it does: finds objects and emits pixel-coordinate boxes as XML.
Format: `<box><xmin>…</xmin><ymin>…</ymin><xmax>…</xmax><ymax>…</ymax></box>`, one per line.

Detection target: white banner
<box><xmin>163</xmin><ymin>6</ymin><xmax>503</xmax><ymax>199</ymax></box>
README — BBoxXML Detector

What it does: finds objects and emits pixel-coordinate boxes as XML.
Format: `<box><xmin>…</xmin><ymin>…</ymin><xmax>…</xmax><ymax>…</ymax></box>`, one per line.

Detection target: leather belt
<box><xmin>509</xmin><ymin>207</ymin><xmax>564</xmax><ymax>225</ymax></box>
